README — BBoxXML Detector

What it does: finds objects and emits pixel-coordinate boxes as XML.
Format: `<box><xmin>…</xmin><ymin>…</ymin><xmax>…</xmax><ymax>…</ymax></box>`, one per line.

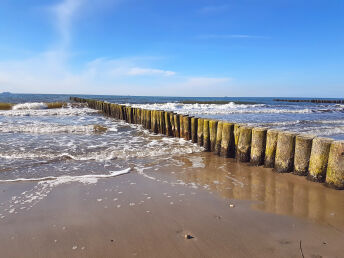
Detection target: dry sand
<box><xmin>0</xmin><ymin>152</ymin><xmax>343</xmax><ymax>257</ymax></box>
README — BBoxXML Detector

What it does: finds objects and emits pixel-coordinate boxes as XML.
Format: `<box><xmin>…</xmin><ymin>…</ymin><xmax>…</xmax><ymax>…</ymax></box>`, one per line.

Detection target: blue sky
<box><xmin>0</xmin><ymin>0</ymin><xmax>343</xmax><ymax>97</ymax></box>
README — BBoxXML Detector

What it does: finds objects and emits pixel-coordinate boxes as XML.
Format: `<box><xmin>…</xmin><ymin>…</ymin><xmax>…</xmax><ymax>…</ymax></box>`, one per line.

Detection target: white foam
<box><xmin>12</xmin><ymin>102</ymin><xmax>47</xmax><ymax>110</ymax></box>
<box><xmin>0</xmin><ymin>124</ymin><xmax>108</xmax><ymax>134</ymax></box>
<box><xmin>0</xmin><ymin>168</ymin><xmax>131</xmax><ymax>184</ymax></box>
<box><xmin>130</xmin><ymin>102</ymin><xmax>318</xmax><ymax>115</ymax></box>
<box><xmin>0</xmin><ymin>107</ymin><xmax>98</xmax><ymax>117</ymax></box>
<box><xmin>187</xmin><ymin>156</ymin><xmax>205</xmax><ymax>168</ymax></box>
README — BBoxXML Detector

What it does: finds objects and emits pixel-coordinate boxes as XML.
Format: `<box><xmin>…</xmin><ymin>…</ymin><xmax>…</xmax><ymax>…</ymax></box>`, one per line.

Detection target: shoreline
<box><xmin>1</xmin><ymin>152</ymin><xmax>343</xmax><ymax>257</ymax></box>
<box><xmin>71</xmin><ymin>97</ymin><xmax>344</xmax><ymax>190</ymax></box>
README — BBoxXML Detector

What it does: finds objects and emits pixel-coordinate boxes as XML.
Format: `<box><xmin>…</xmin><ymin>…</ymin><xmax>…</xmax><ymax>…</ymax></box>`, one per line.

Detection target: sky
<box><xmin>0</xmin><ymin>0</ymin><xmax>343</xmax><ymax>97</ymax></box>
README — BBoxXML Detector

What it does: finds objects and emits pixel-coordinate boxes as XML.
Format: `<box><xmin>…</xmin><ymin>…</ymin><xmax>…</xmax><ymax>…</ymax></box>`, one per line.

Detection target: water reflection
<box><xmin>177</xmin><ymin>153</ymin><xmax>344</xmax><ymax>231</ymax></box>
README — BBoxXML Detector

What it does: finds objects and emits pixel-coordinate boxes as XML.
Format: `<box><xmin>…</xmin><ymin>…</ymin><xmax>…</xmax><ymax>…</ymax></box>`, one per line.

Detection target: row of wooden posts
<box><xmin>274</xmin><ymin>99</ymin><xmax>344</xmax><ymax>104</ymax></box>
<box><xmin>71</xmin><ymin>97</ymin><xmax>344</xmax><ymax>190</ymax></box>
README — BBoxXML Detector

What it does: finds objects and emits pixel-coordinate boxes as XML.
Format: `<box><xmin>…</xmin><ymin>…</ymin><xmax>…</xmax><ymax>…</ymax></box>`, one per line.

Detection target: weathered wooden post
<box><xmin>179</xmin><ymin>115</ymin><xmax>184</xmax><ymax>138</ymax></box>
<box><xmin>173</xmin><ymin>114</ymin><xmax>180</xmax><ymax>137</ymax></box>
<box><xmin>209</xmin><ymin>120</ymin><xmax>218</xmax><ymax>152</ymax></box>
<box><xmin>274</xmin><ymin>131</ymin><xmax>296</xmax><ymax>173</ymax></box>
<box><xmin>234</xmin><ymin>123</ymin><xmax>242</xmax><ymax>157</ymax></box>
<box><xmin>214</xmin><ymin>121</ymin><xmax>223</xmax><ymax>155</ymax></box>
<box><xmin>220</xmin><ymin>122</ymin><xmax>235</xmax><ymax>158</ymax></box>
<box><xmin>183</xmin><ymin>116</ymin><xmax>191</xmax><ymax>140</ymax></box>
<box><xmin>191</xmin><ymin>117</ymin><xmax>198</xmax><ymax>143</ymax></box>
<box><xmin>197</xmin><ymin>118</ymin><xmax>204</xmax><ymax>146</ymax></box>
<box><xmin>250</xmin><ymin>127</ymin><xmax>267</xmax><ymax>166</ymax></box>
<box><xmin>264</xmin><ymin>129</ymin><xmax>279</xmax><ymax>168</ymax></box>
<box><xmin>203</xmin><ymin>119</ymin><xmax>210</xmax><ymax>151</ymax></box>
<box><xmin>325</xmin><ymin>140</ymin><xmax>344</xmax><ymax>189</ymax></box>
<box><xmin>294</xmin><ymin>134</ymin><xmax>314</xmax><ymax>176</ymax></box>
<box><xmin>308</xmin><ymin>137</ymin><xmax>333</xmax><ymax>182</ymax></box>
<box><xmin>237</xmin><ymin>126</ymin><xmax>253</xmax><ymax>162</ymax></box>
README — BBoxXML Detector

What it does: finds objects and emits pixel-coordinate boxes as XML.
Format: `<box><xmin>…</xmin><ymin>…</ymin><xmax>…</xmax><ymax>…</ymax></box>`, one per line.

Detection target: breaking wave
<box><xmin>0</xmin><ymin>123</ymin><xmax>110</xmax><ymax>134</ymax></box>
<box><xmin>12</xmin><ymin>102</ymin><xmax>48</xmax><ymax>110</ymax></box>
<box><xmin>130</xmin><ymin>102</ymin><xmax>344</xmax><ymax>115</ymax></box>
<box><xmin>0</xmin><ymin>106</ymin><xmax>98</xmax><ymax>117</ymax></box>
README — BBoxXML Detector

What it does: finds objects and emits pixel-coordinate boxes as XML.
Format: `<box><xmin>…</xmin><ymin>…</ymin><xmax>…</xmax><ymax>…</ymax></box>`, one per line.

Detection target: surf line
<box><xmin>0</xmin><ymin>168</ymin><xmax>131</xmax><ymax>184</ymax></box>
<box><xmin>71</xmin><ymin>97</ymin><xmax>344</xmax><ymax>190</ymax></box>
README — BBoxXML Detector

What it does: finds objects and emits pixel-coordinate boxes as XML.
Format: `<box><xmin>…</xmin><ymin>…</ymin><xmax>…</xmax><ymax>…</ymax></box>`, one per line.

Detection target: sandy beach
<box><xmin>1</xmin><ymin>152</ymin><xmax>343</xmax><ymax>258</ymax></box>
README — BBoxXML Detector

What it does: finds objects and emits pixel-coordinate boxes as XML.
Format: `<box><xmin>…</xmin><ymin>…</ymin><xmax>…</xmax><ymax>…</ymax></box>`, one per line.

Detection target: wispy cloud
<box><xmin>51</xmin><ymin>0</ymin><xmax>84</xmax><ymax>47</ymax></box>
<box><xmin>198</xmin><ymin>4</ymin><xmax>229</xmax><ymax>14</ymax></box>
<box><xmin>197</xmin><ymin>34</ymin><xmax>269</xmax><ymax>40</ymax></box>
<box><xmin>128</xmin><ymin>67</ymin><xmax>175</xmax><ymax>76</ymax></box>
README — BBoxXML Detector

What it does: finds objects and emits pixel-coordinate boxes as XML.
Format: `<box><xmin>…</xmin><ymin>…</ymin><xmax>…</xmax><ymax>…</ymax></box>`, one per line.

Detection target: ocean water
<box><xmin>0</xmin><ymin>93</ymin><xmax>343</xmax><ymax>218</ymax></box>
<box><xmin>1</xmin><ymin>94</ymin><xmax>344</xmax><ymax>177</ymax></box>
<box><xmin>1</xmin><ymin>93</ymin><xmax>343</xmax><ymax>183</ymax></box>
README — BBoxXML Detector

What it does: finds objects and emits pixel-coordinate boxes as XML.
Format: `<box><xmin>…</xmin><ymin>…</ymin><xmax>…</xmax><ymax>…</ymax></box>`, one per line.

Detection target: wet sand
<box><xmin>1</xmin><ymin>152</ymin><xmax>344</xmax><ymax>257</ymax></box>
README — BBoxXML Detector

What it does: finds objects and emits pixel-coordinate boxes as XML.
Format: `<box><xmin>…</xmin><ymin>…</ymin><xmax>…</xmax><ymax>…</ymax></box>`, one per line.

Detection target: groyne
<box><xmin>71</xmin><ymin>97</ymin><xmax>344</xmax><ymax>190</ymax></box>
<box><xmin>274</xmin><ymin>99</ymin><xmax>344</xmax><ymax>104</ymax></box>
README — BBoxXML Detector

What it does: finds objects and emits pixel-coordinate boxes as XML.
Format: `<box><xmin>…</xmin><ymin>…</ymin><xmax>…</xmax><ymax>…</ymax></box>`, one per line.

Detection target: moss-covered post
<box><xmin>146</xmin><ymin>110</ymin><xmax>151</xmax><ymax>130</ymax></box>
<box><xmin>234</xmin><ymin>123</ymin><xmax>242</xmax><ymax>157</ymax></box>
<box><xmin>191</xmin><ymin>117</ymin><xmax>198</xmax><ymax>143</ymax></box>
<box><xmin>294</xmin><ymin>134</ymin><xmax>314</xmax><ymax>176</ymax></box>
<box><xmin>173</xmin><ymin>114</ymin><xmax>180</xmax><ymax>138</ymax></box>
<box><xmin>160</xmin><ymin>111</ymin><xmax>166</xmax><ymax>135</ymax></box>
<box><xmin>179</xmin><ymin>115</ymin><xmax>184</xmax><ymax>138</ymax></box>
<box><xmin>274</xmin><ymin>131</ymin><xmax>296</xmax><ymax>173</ymax></box>
<box><xmin>165</xmin><ymin>112</ymin><xmax>173</xmax><ymax>136</ymax></box>
<box><xmin>220</xmin><ymin>122</ymin><xmax>235</xmax><ymax>158</ymax></box>
<box><xmin>197</xmin><ymin>118</ymin><xmax>204</xmax><ymax>146</ymax></box>
<box><xmin>325</xmin><ymin>140</ymin><xmax>344</xmax><ymax>189</ymax></box>
<box><xmin>308</xmin><ymin>137</ymin><xmax>333</xmax><ymax>182</ymax></box>
<box><xmin>250</xmin><ymin>127</ymin><xmax>267</xmax><ymax>166</ymax></box>
<box><xmin>170</xmin><ymin>113</ymin><xmax>174</xmax><ymax>136</ymax></box>
<box><xmin>151</xmin><ymin>110</ymin><xmax>158</xmax><ymax>133</ymax></box>
<box><xmin>183</xmin><ymin>115</ymin><xmax>191</xmax><ymax>140</ymax></box>
<box><xmin>214</xmin><ymin>121</ymin><xmax>223</xmax><ymax>155</ymax></box>
<box><xmin>264</xmin><ymin>129</ymin><xmax>279</xmax><ymax>168</ymax></box>
<box><xmin>203</xmin><ymin>119</ymin><xmax>210</xmax><ymax>151</ymax></box>
<box><xmin>141</xmin><ymin>109</ymin><xmax>146</xmax><ymax>126</ymax></box>
<box><xmin>237</xmin><ymin>126</ymin><xmax>252</xmax><ymax>162</ymax></box>
<box><xmin>209</xmin><ymin>120</ymin><xmax>218</xmax><ymax>152</ymax></box>
<box><xmin>157</xmin><ymin>111</ymin><xmax>162</xmax><ymax>134</ymax></box>
<box><xmin>128</xmin><ymin>107</ymin><xmax>133</xmax><ymax>123</ymax></box>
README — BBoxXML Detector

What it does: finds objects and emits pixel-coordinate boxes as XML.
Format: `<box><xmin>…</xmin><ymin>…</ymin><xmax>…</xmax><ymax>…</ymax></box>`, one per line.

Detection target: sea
<box><xmin>0</xmin><ymin>93</ymin><xmax>343</xmax><ymax>219</ymax></box>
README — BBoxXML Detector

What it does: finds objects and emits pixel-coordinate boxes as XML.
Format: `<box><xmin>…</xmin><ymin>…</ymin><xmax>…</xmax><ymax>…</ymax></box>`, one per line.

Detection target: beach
<box><xmin>1</xmin><ymin>152</ymin><xmax>344</xmax><ymax>257</ymax></box>
<box><xmin>1</xmin><ymin>95</ymin><xmax>344</xmax><ymax>257</ymax></box>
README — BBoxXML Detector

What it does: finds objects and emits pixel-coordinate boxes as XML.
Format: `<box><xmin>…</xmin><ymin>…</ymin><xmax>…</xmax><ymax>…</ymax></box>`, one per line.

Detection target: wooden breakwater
<box><xmin>70</xmin><ymin>97</ymin><xmax>344</xmax><ymax>190</ymax></box>
<box><xmin>274</xmin><ymin>99</ymin><xmax>344</xmax><ymax>104</ymax></box>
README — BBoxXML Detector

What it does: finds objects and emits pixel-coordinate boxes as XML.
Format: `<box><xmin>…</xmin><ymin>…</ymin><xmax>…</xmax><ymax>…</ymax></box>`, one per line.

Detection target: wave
<box><xmin>300</xmin><ymin>126</ymin><xmax>344</xmax><ymax>136</ymax></box>
<box><xmin>129</xmin><ymin>102</ymin><xmax>341</xmax><ymax>115</ymax></box>
<box><xmin>252</xmin><ymin>119</ymin><xmax>344</xmax><ymax>127</ymax></box>
<box><xmin>0</xmin><ymin>107</ymin><xmax>98</xmax><ymax>117</ymax></box>
<box><xmin>0</xmin><ymin>137</ymin><xmax>203</xmax><ymax>162</ymax></box>
<box><xmin>0</xmin><ymin>168</ymin><xmax>131</xmax><ymax>185</ymax></box>
<box><xmin>12</xmin><ymin>102</ymin><xmax>48</xmax><ymax>110</ymax></box>
<box><xmin>0</xmin><ymin>123</ymin><xmax>110</xmax><ymax>134</ymax></box>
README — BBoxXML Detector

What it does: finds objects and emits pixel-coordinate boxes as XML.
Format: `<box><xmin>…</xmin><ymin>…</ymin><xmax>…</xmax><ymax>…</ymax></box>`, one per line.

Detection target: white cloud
<box><xmin>0</xmin><ymin>54</ymin><xmax>178</xmax><ymax>93</ymax></box>
<box><xmin>127</xmin><ymin>67</ymin><xmax>176</xmax><ymax>76</ymax></box>
<box><xmin>0</xmin><ymin>53</ymin><xmax>233</xmax><ymax>95</ymax></box>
